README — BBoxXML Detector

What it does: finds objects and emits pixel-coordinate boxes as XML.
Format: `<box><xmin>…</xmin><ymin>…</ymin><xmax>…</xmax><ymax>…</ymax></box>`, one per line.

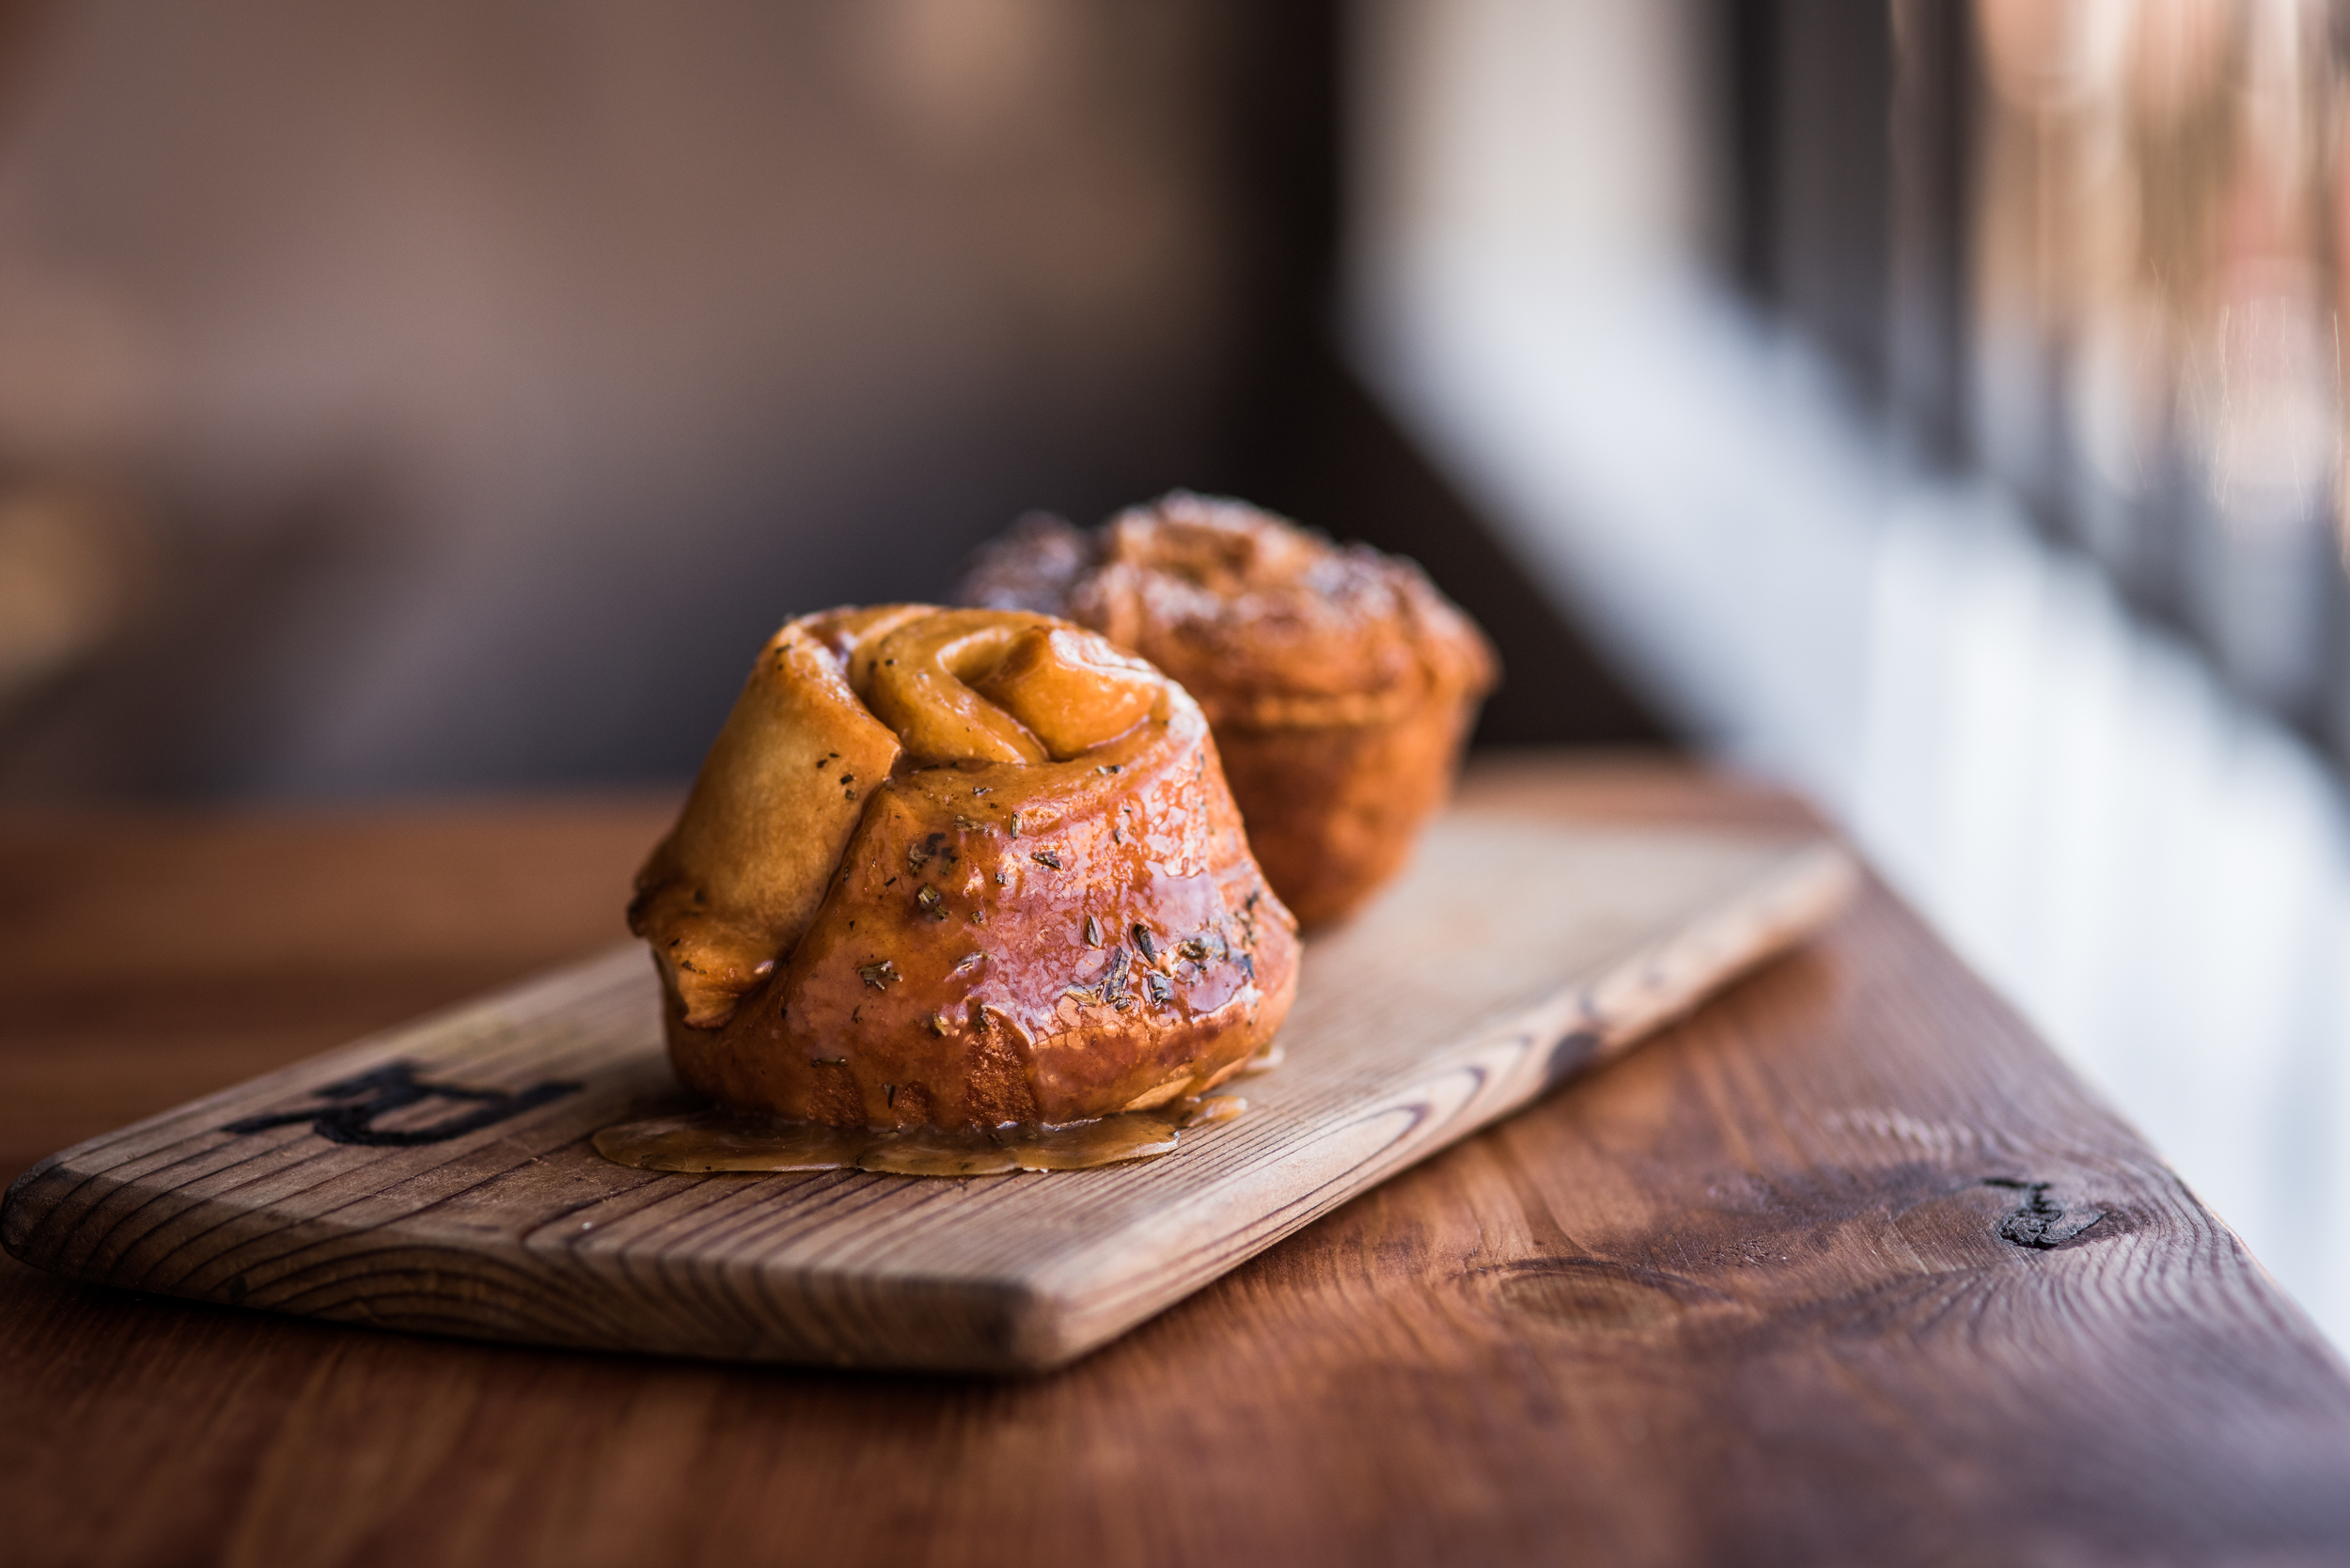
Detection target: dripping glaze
<box><xmin>592</xmin><ymin>1041</ymin><xmax>1279</xmax><ymax>1176</ymax></box>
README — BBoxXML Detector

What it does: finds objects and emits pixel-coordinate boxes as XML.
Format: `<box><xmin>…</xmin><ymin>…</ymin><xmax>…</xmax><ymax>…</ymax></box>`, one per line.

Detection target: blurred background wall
<box><xmin>0</xmin><ymin>0</ymin><xmax>1657</xmax><ymax>797</ymax></box>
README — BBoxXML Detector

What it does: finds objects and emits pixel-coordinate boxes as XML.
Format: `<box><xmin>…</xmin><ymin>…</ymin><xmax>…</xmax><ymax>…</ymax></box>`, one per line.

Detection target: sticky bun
<box><xmin>958</xmin><ymin>494</ymin><xmax>1496</xmax><ymax>927</ymax></box>
<box><xmin>626</xmin><ymin>604</ymin><xmax>1299</xmax><ymax>1132</ymax></box>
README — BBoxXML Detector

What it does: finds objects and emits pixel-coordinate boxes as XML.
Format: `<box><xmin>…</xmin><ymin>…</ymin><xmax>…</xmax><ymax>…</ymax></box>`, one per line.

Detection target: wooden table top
<box><xmin>5</xmin><ymin>753</ymin><xmax>2348</xmax><ymax>1568</ymax></box>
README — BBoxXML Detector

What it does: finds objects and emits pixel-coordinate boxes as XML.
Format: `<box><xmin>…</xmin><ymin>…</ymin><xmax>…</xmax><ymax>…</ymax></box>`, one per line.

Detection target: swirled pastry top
<box><xmin>627</xmin><ymin>604</ymin><xmax>1298</xmax><ymax>1130</ymax></box>
<box><xmin>966</xmin><ymin>493</ymin><xmax>1496</xmax><ymax>732</ymax></box>
<box><xmin>633</xmin><ymin>605</ymin><xmax>1182</xmax><ymax>1028</ymax></box>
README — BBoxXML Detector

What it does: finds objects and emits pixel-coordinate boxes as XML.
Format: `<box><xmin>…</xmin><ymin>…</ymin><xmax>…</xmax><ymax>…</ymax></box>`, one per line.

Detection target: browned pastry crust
<box><xmin>629</xmin><ymin>604</ymin><xmax>1299</xmax><ymax>1129</ymax></box>
<box><xmin>957</xmin><ymin>494</ymin><xmax>1496</xmax><ymax>926</ymax></box>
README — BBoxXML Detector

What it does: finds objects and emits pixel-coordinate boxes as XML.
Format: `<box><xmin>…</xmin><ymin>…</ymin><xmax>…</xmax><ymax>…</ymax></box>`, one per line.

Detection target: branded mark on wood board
<box><xmin>223</xmin><ymin>1060</ymin><xmax>582</xmax><ymax>1148</ymax></box>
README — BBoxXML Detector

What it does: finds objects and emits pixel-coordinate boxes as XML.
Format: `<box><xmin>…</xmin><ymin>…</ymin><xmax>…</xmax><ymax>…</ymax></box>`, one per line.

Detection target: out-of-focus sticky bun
<box><xmin>619</xmin><ymin>604</ymin><xmax>1298</xmax><ymax>1160</ymax></box>
<box><xmin>957</xmin><ymin>494</ymin><xmax>1497</xmax><ymax>928</ymax></box>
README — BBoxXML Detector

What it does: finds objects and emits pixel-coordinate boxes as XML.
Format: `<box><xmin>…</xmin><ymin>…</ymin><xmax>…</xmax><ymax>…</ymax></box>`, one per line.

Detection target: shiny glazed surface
<box><xmin>628</xmin><ymin>604</ymin><xmax>1299</xmax><ymax>1129</ymax></box>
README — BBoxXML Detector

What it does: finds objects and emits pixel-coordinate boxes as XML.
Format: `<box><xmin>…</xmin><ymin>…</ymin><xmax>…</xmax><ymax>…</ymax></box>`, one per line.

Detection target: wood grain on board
<box><xmin>3</xmin><ymin>755</ymin><xmax>2348</xmax><ymax>1568</ymax></box>
<box><xmin>5</xmin><ymin>805</ymin><xmax>1854</xmax><ymax>1372</ymax></box>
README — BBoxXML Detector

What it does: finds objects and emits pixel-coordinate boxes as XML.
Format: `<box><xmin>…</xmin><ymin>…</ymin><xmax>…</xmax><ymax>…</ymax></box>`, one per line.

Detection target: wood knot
<box><xmin>1985</xmin><ymin>1179</ymin><xmax>2102</xmax><ymax>1249</ymax></box>
<box><xmin>1541</xmin><ymin>1028</ymin><xmax>1604</xmax><ymax>1090</ymax></box>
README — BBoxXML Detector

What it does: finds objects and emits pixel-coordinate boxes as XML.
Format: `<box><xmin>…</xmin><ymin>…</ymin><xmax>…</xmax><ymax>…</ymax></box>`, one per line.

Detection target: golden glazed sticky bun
<box><xmin>958</xmin><ymin>494</ymin><xmax>1497</xmax><ymax>928</ymax></box>
<box><xmin>612</xmin><ymin>604</ymin><xmax>1299</xmax><ymax>1172</ymax></box>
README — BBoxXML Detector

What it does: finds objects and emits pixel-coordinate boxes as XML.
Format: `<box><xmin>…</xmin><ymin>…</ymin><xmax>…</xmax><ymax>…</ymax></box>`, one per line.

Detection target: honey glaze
<box><xmin>593</xmin><ymin>1093</ymin><xmax>1246</xmax><ymax>1177</ymax></box>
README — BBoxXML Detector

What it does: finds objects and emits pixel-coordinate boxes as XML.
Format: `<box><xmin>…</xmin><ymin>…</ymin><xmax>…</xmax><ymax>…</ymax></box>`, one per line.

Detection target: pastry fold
<box><xmin>630</xmin><ymin>604</ymin><xmax>1298</xmax><ymax>1129</ymax></box>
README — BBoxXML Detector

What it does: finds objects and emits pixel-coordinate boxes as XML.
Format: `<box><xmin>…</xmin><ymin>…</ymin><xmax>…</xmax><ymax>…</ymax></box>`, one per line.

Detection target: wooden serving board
<box><xmin>3</xmin><ymin>808</ymin><xmax>1855</xmax><ymax>1372</ymax></box>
